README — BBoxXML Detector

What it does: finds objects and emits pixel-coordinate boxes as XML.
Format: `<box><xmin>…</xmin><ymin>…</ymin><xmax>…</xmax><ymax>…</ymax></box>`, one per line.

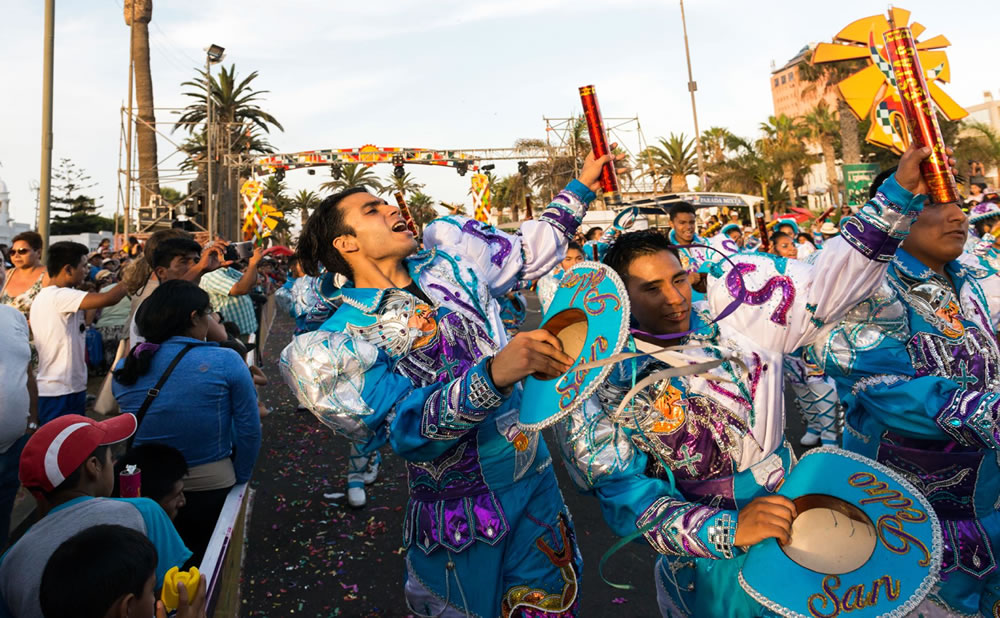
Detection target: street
<box><xmin>242</xmin><ymin>292</ymin><xmax>807</xmax><ymax>617</ymax></box>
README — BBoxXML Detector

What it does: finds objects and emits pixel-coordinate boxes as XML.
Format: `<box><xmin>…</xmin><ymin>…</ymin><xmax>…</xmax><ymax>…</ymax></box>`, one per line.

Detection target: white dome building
<box><xmin>0</xmin><ymin>174</ymin><xmax>32</xmax><ymax>247</ymax></box>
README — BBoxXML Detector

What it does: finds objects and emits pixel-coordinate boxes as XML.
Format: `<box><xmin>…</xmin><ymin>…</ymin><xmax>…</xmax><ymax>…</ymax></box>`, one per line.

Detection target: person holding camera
<box><xmin>198</xmin><ymin>244</ymin><xmax>262</xmax><ymax>340</ymax></box>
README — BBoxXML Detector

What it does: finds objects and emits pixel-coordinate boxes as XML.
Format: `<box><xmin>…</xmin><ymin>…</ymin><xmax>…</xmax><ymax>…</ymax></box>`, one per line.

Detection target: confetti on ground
<box><xmin>242</xmin><ymin>303</ymin><xmax>662</xmax><ymax>616</ymax></box>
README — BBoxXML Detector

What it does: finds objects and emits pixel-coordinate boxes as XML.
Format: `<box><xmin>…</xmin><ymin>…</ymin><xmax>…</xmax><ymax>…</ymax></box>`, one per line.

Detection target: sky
<box><xmin>1</xmin><ymin>0</ymin><xmax>997</xmax><ymax>227</ymax></box>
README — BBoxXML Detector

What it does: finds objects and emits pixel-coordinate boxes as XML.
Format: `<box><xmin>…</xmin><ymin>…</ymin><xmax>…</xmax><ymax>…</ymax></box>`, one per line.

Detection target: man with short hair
<box><xmin>668</xmin><ymin>202</ymin><xmax>712</xmax><ymax>293</ymax></box>
<box><xmin>815</xmin><ymin>160</ymin><xmax>1000</xmax><ymax>615</ymax></box>
<box><xmin>283</xmin><ymin>150</ymin><xmax>621</xmax><ymax>616</ymax></box>
<box><xmin>556</xmin><ymin>144</ymin><xmax>935</xmax><ymax>617</ymax></box>
<box><xmin>0</xmin><ymin>414</ymin><xmax>190</xmax><ymax>618</ymax></box>
<box><xmin>30</xmin><ymin>242</ymin><xmax>129</xmax><ymax>423</ymax></box>
<box><xmin>199</xmin><ymin>248</ymin><xmax>263</xmax><ymax>338</ymax></box>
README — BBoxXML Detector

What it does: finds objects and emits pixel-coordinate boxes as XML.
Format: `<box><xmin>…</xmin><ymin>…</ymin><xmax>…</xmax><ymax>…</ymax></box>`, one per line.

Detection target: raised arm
<box><xmin>707</xmin><ymin>174</ymin><xmax>923</xmax><ymax>355</ymax></box>
<box><xmin>421</xmin><ymin>151</ymin><xmax>618</xmax><ymax>297</ymax></box>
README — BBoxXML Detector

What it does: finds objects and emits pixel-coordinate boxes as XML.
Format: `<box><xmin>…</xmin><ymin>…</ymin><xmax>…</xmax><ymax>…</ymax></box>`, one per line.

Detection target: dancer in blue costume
<box><xmin>958</xmin><ymin>199</ymin><xmax>1000</xmax><ymax>328</ymax></box>
<box><xmin>554</xmin><ymin>144</ymin><xmax>935</xmax><ymax>617</ymax></box>
<box><xmin>814</xmin><ymin>153</ymin><xmax>1000</xmax><ymax>617</ymax></box>
<box><xmin>281</xmin><ymin>150</ymin><xmax>622</xmax><ymax>617</ymax></box>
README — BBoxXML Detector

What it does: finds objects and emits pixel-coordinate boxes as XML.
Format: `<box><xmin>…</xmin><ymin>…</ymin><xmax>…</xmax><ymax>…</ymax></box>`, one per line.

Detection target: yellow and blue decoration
<box><xmin>519</xmin><ymin>262</ymin><xmax>629</xmax><ymax>431</ymax></box>
<box><xmin>739</xmin><ymin>446</ymin><xmax>942</xmax><ymax>618</ymax></box>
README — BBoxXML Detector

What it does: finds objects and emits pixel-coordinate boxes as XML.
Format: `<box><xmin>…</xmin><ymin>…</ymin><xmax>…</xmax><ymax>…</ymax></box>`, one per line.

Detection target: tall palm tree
<box><xmin>407</xmin><ymin>192</ymin><xmax>438</xmax><ymax>233</ymax></box>
<box><xmin>710</xmin><ymin>135</ymin><xmax>782</xmax><ymax>218</ymax></box>
<box><xmin>641</xmin><ymin>134</ymin><xmax>698</xmax><ymax>192</ymax></box>
<box><xmin>124</xmin><ymin>0</ymin><xmax>159</xmax><ymax>212</ymax></box>
<box><xmin>319</xmin><ymin>163</ymin><xmax>385</xmax><ymax>194</ymax></box>
<box><xmin>799</xmin><ymin>60</ymin><xmax>866</xmax><ymax>165</ymax></box>
<box><xmin>382</xmin><ymin>171</ymin><xmax>424</xmax><ymax>197</ymax></box>
<box><xmin>802</xmin><ymin>102</ymin><xmax>841</xmax><ymax>206</ymax></box>
<box><xmin>289</xmin><ymin>189</ymin><xmax>320</xmax><ymax>228</ymax></box>
<box><xmin>760</xmin><ymin>115</ymin><xmax>812</xmax><ymax>208</ymax></box>
<box><xmin>176</xmin><ymin>64</ymin><xmax>283</xmax><ymax>239</ymax></box>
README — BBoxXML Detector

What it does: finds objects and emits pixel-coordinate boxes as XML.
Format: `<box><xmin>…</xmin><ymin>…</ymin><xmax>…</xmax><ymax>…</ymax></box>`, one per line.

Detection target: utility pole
<box><xmin>38</xmin><ymin>0</ymin><xmax>55</xmax><ymax>254</ymax></box>
<box><xmin>679</xmin><ymin>0</ymin><xmax>707</xmax><ymax>190</ymax></box>
<box><xmin>124</xmin><ymin>0</ymin><xmax>135</xmax><ymax>243</ymax></box>
<box><xmin>206</xmin><ymin>54</ymin><xmax>214</xmax><ymax>239</ymax></box>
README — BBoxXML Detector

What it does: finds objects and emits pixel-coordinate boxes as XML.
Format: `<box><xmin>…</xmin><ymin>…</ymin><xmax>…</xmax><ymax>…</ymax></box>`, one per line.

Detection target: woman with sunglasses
<box><xmin>0</xmin><ymin>232</ymin><xmax>48</xmax><ymax>323</ymax></box>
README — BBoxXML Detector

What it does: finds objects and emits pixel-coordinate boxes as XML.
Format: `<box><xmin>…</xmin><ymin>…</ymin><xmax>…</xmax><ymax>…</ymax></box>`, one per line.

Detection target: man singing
<box><xmin>282</xmin><ymin>150</ymin><xmax>620</xmax><ymax>617</ymax></box>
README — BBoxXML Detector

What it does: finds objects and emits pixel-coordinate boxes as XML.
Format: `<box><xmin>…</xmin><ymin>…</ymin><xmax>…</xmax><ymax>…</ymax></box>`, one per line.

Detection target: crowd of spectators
<box><xmin>0</xmin><ymin>229</ymin><xmax>282</xmax><ymax>617</ymax></box>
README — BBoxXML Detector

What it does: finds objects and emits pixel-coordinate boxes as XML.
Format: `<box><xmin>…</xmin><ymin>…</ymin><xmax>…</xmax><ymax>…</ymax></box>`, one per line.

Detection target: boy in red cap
<box><xmin>0</xmin><ymin>414</ymin><xmax>191</xmax><ymax>618</ymax></box>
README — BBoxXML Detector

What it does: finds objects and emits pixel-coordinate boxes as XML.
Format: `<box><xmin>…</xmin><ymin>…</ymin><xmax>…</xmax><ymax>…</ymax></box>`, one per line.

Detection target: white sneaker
<box><xmin>347</xmin><ymin>484</ymin><xmax>367</xmax><ymax>508</ymax></box>
<box><xmin>799</xmin><ymin>432</ymin><xmax>821</xmax><ymax>447</ymax></box>
<box><xmin>361</xmin><ymin>453</ymin><xmax>381</xmax><ymax>486</ymax></box>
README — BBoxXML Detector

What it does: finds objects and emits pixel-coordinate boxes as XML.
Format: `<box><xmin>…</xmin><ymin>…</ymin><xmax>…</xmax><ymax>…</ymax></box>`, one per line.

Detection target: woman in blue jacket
<box><xmin>113</xmin><ymin>280</ymin><xmax>262</xmax><ymax>562</ymax></box>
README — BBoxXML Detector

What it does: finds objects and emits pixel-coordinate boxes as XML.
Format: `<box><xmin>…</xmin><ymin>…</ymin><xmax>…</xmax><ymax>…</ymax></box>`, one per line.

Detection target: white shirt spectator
<box><xmin>0</xmin><ymin>306</ymin><xmax>30</xmax><ymax>452</ymax></box>
<box><xmin>29</xmin><ymin>286</ymin><xmax>88</xmax><ymax>397</ymax></box>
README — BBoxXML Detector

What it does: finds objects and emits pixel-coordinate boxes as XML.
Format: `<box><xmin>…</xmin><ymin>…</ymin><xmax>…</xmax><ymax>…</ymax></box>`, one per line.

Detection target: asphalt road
<box><xmin>242</xmin><ymin>292</ymin><xmax>807</xmax><ymax>617</ymax></box>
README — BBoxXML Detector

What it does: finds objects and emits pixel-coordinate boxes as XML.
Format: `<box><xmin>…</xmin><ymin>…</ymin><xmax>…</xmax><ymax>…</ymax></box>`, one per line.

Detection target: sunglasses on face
<box><xmin>12</xmin><ymin>248</ymin><xmax>33</xmax><ymax>256</ymax></box>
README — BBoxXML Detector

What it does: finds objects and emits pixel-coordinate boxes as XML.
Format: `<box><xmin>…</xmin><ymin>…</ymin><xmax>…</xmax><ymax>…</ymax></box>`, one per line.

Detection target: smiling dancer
<box><xmin>554</xmin><ymin>144</ymin><xmax>935</xmax><ymax>617</ymax></box>
<box><xmin>282</xmin><ymin>150</ymin><xmax>622</xmax><ymax>617</ymax></box>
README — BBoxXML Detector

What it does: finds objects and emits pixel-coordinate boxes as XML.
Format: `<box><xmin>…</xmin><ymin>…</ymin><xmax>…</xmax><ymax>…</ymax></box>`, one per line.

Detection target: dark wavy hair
<box><xmin>296</xmin><ymin>187</ymin><xmax>368</xmax><ymax>279</ymax></box>
<box><xmin>113</xmin><ymin>280</ymin><xmax>210</xmax><ymax>386</ymax></box>
<box><xmin>603</xmin><ymin>230</ymin><xmax>680</xmax><ymax>282</ymax></box>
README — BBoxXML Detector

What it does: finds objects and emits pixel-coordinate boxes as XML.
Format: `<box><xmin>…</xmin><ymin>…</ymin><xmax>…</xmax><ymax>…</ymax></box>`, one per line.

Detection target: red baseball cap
<box><xmin>20</xmin><ymin>414</ymin><xmax>137</xmax><ymax>494</ymax></box>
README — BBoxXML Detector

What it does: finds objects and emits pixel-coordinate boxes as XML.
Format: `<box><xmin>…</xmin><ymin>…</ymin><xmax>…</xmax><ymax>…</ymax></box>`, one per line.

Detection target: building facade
<box><xmin>770</xmin><ymin>44</ymin><xmax>843</xmax><ymax>209</ymax></box>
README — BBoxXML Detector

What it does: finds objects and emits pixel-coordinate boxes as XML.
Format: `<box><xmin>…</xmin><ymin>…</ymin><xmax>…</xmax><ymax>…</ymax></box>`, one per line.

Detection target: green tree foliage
<box><xmin>49</xmin><ymin>159</ymin><xmax>114</xmax><ymax>234</ymax></box>
<box><xmin>320</xmin><ymin>163</ymin><xmax>385</xmax><ymax>194</ymax></box>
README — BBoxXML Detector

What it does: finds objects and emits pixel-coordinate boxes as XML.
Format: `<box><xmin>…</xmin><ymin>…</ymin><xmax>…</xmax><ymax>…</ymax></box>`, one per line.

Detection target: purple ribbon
<box><xmin>132</xmin><ymin>342</ymin><xmax>160</xmax><ymax>358</ymax></box>
<box><xmin>628</xmin><ymin>243</ymin><xmax>748</xmax><ymax>341</ymax></box>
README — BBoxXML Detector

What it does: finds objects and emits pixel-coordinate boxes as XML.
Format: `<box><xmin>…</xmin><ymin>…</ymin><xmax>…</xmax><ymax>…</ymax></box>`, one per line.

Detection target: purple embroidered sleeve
<box><xmin>937</xmin><ymin>389</ymin><xmax>1000</xmax><ymax>449</ymax></box>
<box><xmin>840</xmin><ymin>177</ymin><xmax>921</xmax><ymax>263</ymax></box>
<box><xmin>636</xmin><ymin>497</ymin><xmax>736</xmax><ymax>560</ymax></box>
<box><xmin>420</xmin><ymin>359</ymin><xmax>508</xmax><ymax>441</ymax></box>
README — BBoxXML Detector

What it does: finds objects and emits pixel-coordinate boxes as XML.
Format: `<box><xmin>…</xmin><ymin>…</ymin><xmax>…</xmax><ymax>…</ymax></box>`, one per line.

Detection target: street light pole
<box><xmin>205</xmin><ymin>55</ymin><xmax>214</xmax><ymax>239</ymax></box>
<box><xmin>679</xmin><ymin>0</ymin><xmax>707</xmax><ymax>190</ymax></box>
<box><xmin>204</xmin><ymin>44</ymin><xmax>225</xmax><ymax>239</ymax></box>
<box><xmin>38</xmin><ymin>0</ymin><xmax>55</xmax><ymax>255</ymax></box>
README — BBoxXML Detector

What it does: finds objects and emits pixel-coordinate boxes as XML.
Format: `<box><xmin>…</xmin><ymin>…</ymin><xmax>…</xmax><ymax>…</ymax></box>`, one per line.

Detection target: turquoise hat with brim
<box><xmin>519</xmin><ymin>261</ymin><xmax>630</xmax><ymax>431</ymax></box>
<box><xmin>739</xmin><ymin>446</ymin><xmax>942</xmax><ymax>618</ymax></box>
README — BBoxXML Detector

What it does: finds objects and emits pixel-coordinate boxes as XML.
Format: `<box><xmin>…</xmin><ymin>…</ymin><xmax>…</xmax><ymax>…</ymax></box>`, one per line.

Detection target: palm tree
<box><xmin>710</xmin><ymin>135</ymin><xmax>782</xmax><ymax>218</ymax></box>
<box><xmin>319</xmin><ymin>163</ymin><xmax>385</xmax><ymax>194</ymax></box>
<box><xmin>407</xmin><ymin>192</ymin><xmax>438</xmax><ymax>233</ymax></box>
<box><xmin>956</xmin><ymin>122</ymin><xmax>1000</xmax><ymax>188</ymax></box>
<box><xmin>124</xmin><ymin>0</ymin><xmax>159</xmax><ymax>212</ymax></box>
<box><xmin>799</xmin><ymin>60</ymin><xmax>866</xmax><ymax>165</ymax></box>
<box><xmin>176</xmin><ymin>64</ymin><xmax>283</xmax><ymax>239</ymax></box>
<box><xmin>289</xmin><ymin>189</ymin><xmax>320</xmax><ymax>228</ymax></box>
<box><xmin>701</xmin><ymin>127</ymin><xmax>733</xmax><ymax>165</ymax></box>
<box><xmin>760</xmin><ymin>115</ymin><xmax>812</xmax><ymax>208</ymax></box>
<box><xmin>802</xmin><ymin>102</ymin><xmax>841</xmax><ymax>206</ymax></box>
<box><xmin>382</xmin><ymin>171</ymin><xmax>424</xmax><ymax>197</ymax></box>
<box><xmin>491</xmin><ymin>173</ymin><xmax>531</xmax><ymax>222</ymax></box>
<box><xmin>641</xmin><ymin>134</ymin><xmax>698</xmax><ymax>192</ymax></box>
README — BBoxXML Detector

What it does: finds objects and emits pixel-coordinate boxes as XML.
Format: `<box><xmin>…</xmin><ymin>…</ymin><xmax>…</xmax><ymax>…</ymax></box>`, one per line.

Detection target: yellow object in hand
<box><xmin>160</xmin><ymin>566</ymin><xmax>200</xmax><ymax>611</ymax></box>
